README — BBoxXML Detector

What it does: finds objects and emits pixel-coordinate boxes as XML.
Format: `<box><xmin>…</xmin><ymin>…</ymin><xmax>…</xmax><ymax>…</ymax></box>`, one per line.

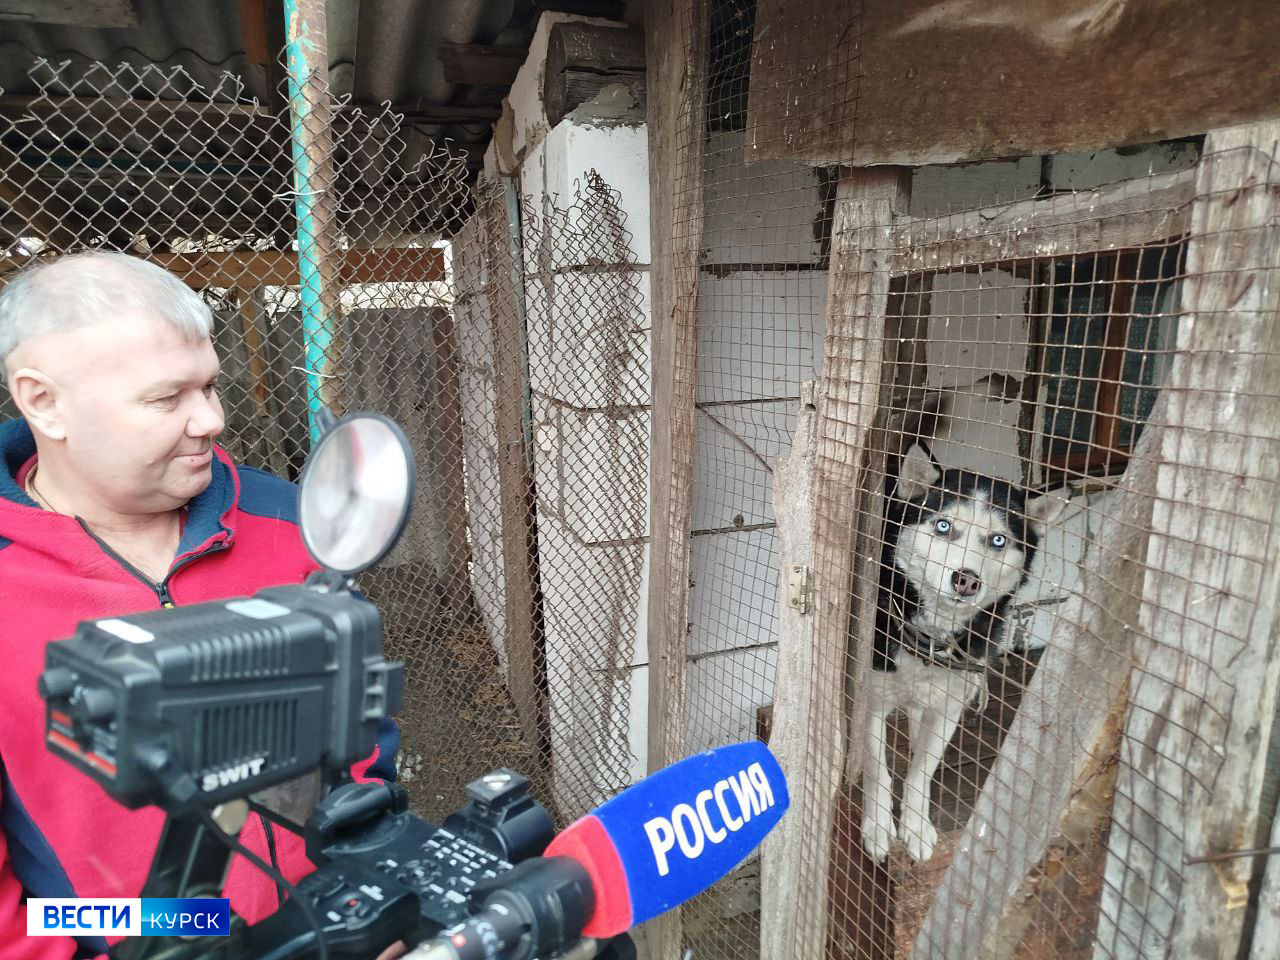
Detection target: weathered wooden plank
<box><xmin>480</xmin><ymin>184</ymin><xmax>550</xmax><ymax>771</ymax></box>
<box><xmin>744</xmin><ymin>0</ymin><xmax>858</xmax><ymax>167</ymax></box>
<box><xmin>543</xmin><ymin>22</ymin><xmax>646</xmax><ymax>128</ymax></box>
<box><xmin>235</xmin><ymin>286</ymin><xmax>291</xmax><ymax>478</ymax></box>
<box><xmin>7</xmin><ymin>0</ymin><xmax>138</xmax><ymax>27</ymax></box>
<box><xmin>428</xmin><ymin>305</ymin><xmax>476</xmax><ymax>606</ymax></box>
<box><xmin>889</xmin><ymin>168</ymin><xmax>1195</xmax><ymax>276</ymax></box>
<box><xmin>1247</xmin><ymin>788</ymin><xmax>1280</xmax><ymax>960</ymax></box>
<box><xmin>821</xmin><ymin>165</ymin><xmax>911</xmax><ymax>960</ymax></box>
<box><xmin>761</xmin><ymin>381</ymin><xmax>824</xmax><ymax>960</ymax></box>
<box><xmin>240</xmin><ymin>0</ymin><xmax>289</xmax><ymax>113</ymax></box>
<box><xmin>439</xmin><ymin>43</ymin><xmax>527</xmax><ymax>87</ymax></box>
<box><xmin>643</xmin><ymin>0</ymin><xmax>706</xmax><ymax>954</ymax></box>
<box><xmin>746</xmin><ymin>0</ymin><xmax>1280</xmax><ymax>167</ymax></box>
<box><xmin>1096</xmin><ymin>120</ymin><xmax>1280</xmax><ymax>960</ymax></box>
<box><xmin>910</xmin><ymin>412</ymin><xmax>1164</xmax><ymax>959</ymax></box>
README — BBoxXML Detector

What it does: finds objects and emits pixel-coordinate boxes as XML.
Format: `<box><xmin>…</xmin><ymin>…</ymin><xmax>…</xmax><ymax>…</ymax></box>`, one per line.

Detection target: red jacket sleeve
<box><xmin>0</xmin><ymin>779</ymin><xmax>83</xmax><ymax>960</ymax></box>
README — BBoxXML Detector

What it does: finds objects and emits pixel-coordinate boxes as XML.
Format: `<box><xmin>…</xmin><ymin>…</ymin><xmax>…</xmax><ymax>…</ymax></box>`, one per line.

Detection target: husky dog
<box><xmin>859</xmin><ymin>436</ymin><xmax>1065</xmax><ymax>863</ymax></box>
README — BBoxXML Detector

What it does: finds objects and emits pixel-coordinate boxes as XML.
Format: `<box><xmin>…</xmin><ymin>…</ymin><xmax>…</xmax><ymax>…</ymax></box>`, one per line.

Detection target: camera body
<box><xmin>40</xmin><ymin>580</ymin><xmax>402</xmax><ymax>808</ymax></box>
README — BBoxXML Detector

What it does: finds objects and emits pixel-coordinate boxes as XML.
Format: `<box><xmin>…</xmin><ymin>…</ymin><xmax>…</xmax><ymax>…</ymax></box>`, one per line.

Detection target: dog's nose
<box><xmin>952</xmin><ymin>569</ymin><xmax>981</xmax><ymax>597</ymax></box>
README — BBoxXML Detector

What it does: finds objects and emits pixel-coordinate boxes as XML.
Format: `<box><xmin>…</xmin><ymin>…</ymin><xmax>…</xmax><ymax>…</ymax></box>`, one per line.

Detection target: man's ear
<box><xmin>1025</xmin><ymin>491</ymin><xmax>1068</xmax><ymax>538</ymax></box>
<box><xmin>9</xmin><ymin>367</ymin><xmax>67</xmax><ymax>441</ymax></box>
<box><xmin>894</xmin><ymin>443</ymin><xmax>940</xmax><ymax>502</ymax></box>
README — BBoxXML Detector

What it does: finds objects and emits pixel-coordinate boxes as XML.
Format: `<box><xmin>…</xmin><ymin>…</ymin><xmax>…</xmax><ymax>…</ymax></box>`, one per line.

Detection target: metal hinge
<box><xmin>787</xmin><ymin>565</ymin><xmax>812</xmax><ymax>615</ymax></box>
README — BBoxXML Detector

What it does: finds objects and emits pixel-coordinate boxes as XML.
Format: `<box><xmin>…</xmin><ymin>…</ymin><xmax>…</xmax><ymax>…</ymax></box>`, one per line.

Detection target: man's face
<box><xmin>42</xmin><ymin>313</ymin><xmax>225</xmax><ymax>513</ymax></box>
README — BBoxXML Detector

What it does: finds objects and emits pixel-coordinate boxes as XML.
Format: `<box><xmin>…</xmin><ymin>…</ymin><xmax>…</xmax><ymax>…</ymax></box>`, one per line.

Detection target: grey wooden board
<box><xmin>746</xmin><ymin>0</ymin><xmax>1280</xmax><ymax>167</ymax></box>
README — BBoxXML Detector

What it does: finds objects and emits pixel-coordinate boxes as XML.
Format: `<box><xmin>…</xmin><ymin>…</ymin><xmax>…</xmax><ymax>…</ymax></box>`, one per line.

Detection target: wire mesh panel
<box><xmin>657</xmin><ymin>0</ymin><xmax>1280</xmax><ymax>958</ymax></box>
<box><xmin>446</xmin><ymin>170</ymin><xmax>649</xmax><ymax>827</ymax></box>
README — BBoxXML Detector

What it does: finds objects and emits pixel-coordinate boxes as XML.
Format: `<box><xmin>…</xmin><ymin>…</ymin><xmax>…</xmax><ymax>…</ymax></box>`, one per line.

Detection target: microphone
<box><xmin>544</xmin><ymin>739</ymin><xmax>788</xmax><ymax>938</ymax></box>
<box><xmin>406</xmin><ymin>741</ymin><xmax>788</xmax><ymax>959</ymax></box>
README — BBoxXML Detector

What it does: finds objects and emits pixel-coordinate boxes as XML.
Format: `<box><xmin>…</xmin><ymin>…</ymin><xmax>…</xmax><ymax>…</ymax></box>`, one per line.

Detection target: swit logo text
<box><xmin>28</xmin><ymin>898</ymin><xmax>231</xmax><ymax>937</ymax></box>
<box><xmin>201</xmin><ymin>755</ymin><xmax>267</xmax><ymax>791</ymax></box>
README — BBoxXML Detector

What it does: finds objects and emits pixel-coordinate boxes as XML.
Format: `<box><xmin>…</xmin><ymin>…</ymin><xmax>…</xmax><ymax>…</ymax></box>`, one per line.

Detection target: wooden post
<box><xmin>830</xmin><ymin>166</ymin><xmax>911</xmax><ymax>960</ymax></box>
<box><xmin>1097</xmin><ymin>120</ymin><xmax>1280</xmax><ymax>960</ymax></box>
<box><xmin>429</xmin><ymin>305</ymin><xmax>476</xmax><ymax>607</ymax></box>
<box><xmin>644</xmin><ymin>0</ymin><xmax>706</xmax><ymax>955</ymax></box>
<box><xmin>758</xmin><ymin>166</ymin><xmax>909</xmax><ymax>960</ymax></box>
<box><xmin>481</xmin><ymin>184</ymin><xmax>550</xmax><ymax>779</ymax></box>
<box><xmin>235</xmin><ymin>287</ymin><xmax>290</xmax><ymax>478</ymax></box>
<box><xmin>761</xmin><ymin>382</ymin><xmax>823</xmax><ymax>959</ymax></box>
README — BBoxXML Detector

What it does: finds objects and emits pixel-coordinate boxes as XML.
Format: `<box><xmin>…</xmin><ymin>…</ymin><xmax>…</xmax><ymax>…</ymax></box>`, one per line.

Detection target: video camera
<box><xmin>37</xmin><ymin>412</ymin><xmax>621</xmax><ymax>960</ymax></box>
<box><xmin>38</xmin><ymin>411</ymin><xmax>787</xmax><ymax>960</ymax></box>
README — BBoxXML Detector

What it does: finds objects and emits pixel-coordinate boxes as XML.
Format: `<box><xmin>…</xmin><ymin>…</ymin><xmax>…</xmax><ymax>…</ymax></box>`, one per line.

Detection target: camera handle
<box><xmin>110</xmin><ymin>802</ymin><xmax>251</xmax><ymax>960</ymax></box>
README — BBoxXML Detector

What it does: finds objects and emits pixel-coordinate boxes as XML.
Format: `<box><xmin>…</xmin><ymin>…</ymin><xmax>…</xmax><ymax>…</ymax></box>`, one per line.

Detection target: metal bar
<box><xmin>283</xmin><ymin>0</ymin><xmax>338</xmax><ymax>446</ymax></box>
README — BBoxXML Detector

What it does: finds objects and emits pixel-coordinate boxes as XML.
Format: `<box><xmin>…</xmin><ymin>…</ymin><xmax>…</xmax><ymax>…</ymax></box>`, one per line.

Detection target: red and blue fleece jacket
<box><xmin>0</xmin><ymin>418</ymin><xmax>400</xmax><ymax>959</ymax></box>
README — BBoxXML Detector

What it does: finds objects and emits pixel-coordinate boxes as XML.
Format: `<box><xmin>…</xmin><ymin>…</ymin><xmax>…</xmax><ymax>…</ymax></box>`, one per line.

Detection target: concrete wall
<box><xmin>689</xmin><ymin>131</ymin><xmax>827</xmax><ymax>751</ymax></box>
<box><xmin>510</xmin><ymin>19</ymin><xmax>653</xmax><ymax>815</ymax></box>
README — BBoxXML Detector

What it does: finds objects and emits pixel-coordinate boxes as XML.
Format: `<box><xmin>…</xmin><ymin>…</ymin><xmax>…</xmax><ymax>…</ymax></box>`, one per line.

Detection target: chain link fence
<box><xmin>0</xmin><ymin>55</ymin><xmax>645</xmax><ymax>835</ymax></box>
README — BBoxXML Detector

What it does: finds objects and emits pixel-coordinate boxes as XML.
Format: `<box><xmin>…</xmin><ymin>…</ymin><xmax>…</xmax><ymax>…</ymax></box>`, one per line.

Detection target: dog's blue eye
<box><xmin>990</xmin><ymin>534</ymin><xmax>1007</xmax><ymax>549</ymax></box>
<box><xmin>934</xmin><ymin>519</ymin><xmax>951</xmax><ymax>535</ymax></box>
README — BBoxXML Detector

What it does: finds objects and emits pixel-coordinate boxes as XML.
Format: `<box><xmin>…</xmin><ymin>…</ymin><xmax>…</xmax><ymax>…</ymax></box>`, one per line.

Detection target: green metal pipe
<box><xmin>283</xmin><ymin>0</ymin><xmax>332</xmax><ymax>446</ymax></box>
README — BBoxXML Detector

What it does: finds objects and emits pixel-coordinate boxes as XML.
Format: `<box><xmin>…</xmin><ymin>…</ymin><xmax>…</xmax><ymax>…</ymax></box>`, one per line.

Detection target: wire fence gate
<box><xmin>642</xmin><ymin>1</ymin><xmax>1280</xmax><ymax>959</ymax></box>
<box><xmin>3</xmin><ymin>2</ymin><xmax>1280</xmax><ymax>960</ymax></box>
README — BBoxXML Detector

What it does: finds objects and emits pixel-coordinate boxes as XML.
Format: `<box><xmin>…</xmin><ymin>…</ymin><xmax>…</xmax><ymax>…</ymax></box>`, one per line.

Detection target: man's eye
<box><xmin>934</xmin><ymin>518</ymin><xmax>951</xmax><ymax>535</ymax></box>
<box><xmin>203</xmin><ymin>382</ymin><xmax>218</xmax><ymax>397</ymax></box>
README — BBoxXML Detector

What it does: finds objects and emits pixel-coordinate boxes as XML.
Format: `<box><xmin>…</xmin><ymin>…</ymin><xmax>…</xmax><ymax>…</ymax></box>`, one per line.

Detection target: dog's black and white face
<box><xmin>890</xmin><ymin>444</ymin><xmax>1064</xmax><ymax>642</ymax></box>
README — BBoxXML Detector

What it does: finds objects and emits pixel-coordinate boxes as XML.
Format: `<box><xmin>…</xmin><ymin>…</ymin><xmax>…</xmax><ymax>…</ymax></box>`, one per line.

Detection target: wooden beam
<box><xmin>233</xmin><ymin>286</ymin><xmax>291</xmax><ymax>479</ymax></box>
<box><xmin>543</xmin><ymin>22</ymin><xmax>646</xmax><ymax>128</ymax></box>
<box><xmin>889</xmin><ymin>168</ymin><xmax>1195</xmax><ymax>275</ymax></box>
<box><xmin>240</xmin><ymin>0</ymin><xmax>289</xmax><ymax>114</ymax></box>
<box><xmin>762</xmin><ymin>382</ymin><xmax>831</xmax><ymax>960</ymax></box>
<box><xmin>0</xmin><ymin>248</ymin><xmax>445</xmax><ymax>289</ymax></box>
<box><xmin>1097</xmin><ymin>119</ymin><xmax>1280</xmax><ymax>960</ymax></box>
<box><xmin>766</xmin><ymin>166</ymin><xmax>910</xmax><ymax>960</ymax></box>
<box><xmin>644</xmin><ymin>0</ymin><xmax>707</xmax><ymax>954</ymax></box>
<box><xmin>439</xmin><ymin>43</ymin><xmax>527</xmax><ymax>87</ymax></box>
<box><xmin>0</xmin><ymin>0</ymin><xmax>139</xmax><ymax>27</ymax></box>
<box><xmin>159</xmin><ymin>248</ymin><xmax>443</xmax><ymax>288</ymax></box>
<box><xmin>747</xmin><ymin>0</ymin><xmax>1280</xmax><ymax>166</ymax></box>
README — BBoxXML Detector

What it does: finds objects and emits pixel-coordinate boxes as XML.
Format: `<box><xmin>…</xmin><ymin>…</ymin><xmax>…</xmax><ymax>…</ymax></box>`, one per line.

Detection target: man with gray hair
<box><xmin>0</xmin><ymin>251</ymin><xmax>398</xmax><ymax>958</ymax></box>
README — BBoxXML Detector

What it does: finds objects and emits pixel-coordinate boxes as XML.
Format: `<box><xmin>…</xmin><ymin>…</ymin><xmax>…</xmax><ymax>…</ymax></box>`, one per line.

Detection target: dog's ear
<box><xmin>894</xmin><ymin>443</ymin><xmax>940</xmax><ymax>501</ymax></box>
<box><xmin>1024</xmin><ymin>491</ymin><xmax>1068</xmax><ymax>538</ymax></box>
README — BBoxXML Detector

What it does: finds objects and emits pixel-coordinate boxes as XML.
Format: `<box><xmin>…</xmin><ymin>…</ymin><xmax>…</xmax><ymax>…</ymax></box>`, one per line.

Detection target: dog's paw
<box><xmin>861</xmin><ymin>811</ymin><xmax>897</xmax><ymax>862</ymax></box>
<box><xmin>899</xmin><ymin>810</ymin><xmax>938</xmax><ymax>863</ymax></box>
